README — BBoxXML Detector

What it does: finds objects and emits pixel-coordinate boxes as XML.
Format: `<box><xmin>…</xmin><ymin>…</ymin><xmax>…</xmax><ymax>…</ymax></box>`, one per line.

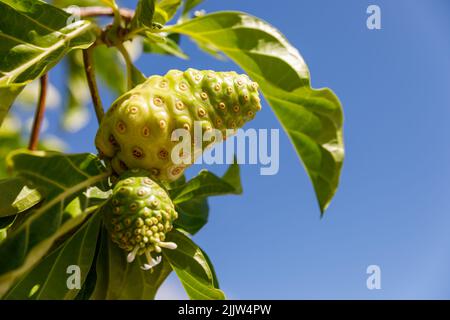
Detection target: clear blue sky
<box><xmin>24</xmin><ymin>0</ymin><xmax>450</xmax><ymax>299</ymax></box>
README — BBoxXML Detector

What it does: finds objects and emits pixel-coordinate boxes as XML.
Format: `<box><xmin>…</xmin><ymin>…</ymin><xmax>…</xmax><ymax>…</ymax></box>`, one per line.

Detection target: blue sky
<box><xmin>15</xmin><ymin>0</ymin><xmax>450</xmax><ymax>299</ymax></box>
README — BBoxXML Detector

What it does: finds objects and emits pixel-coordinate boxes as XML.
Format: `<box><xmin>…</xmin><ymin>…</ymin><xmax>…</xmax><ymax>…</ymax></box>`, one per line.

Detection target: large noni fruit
<box><xmin>95</xmin><ymin>68</ymin><xmax>261</xmax><ymax>181</ymax></box>
<box><xmin>104</xmin><ymin>169</ymin><xmax>178</xmax><ymax>270</ymax></box>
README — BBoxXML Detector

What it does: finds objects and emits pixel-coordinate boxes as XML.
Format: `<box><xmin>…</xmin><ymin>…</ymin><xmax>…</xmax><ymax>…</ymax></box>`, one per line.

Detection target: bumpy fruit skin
<box><xmin>104</xmin><ymin>169</ymin><xmax>178</xmax><ymax>270</ymax></box>
<box><xmin>95</xmin><ymin>68</ymin><xmax>261</xmax><ymax>180</ymax></box>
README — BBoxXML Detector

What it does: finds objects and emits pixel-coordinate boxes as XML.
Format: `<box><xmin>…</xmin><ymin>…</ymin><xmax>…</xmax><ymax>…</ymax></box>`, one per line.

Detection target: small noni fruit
<box><xmin>104</xmin><ymin>169</ymin><xmax>178</xmax><ymax>270</ymax></box>
<box><xmin>95</xmin><ymin>68</ymin><xmax>261</xmax><ymax>181</ymax></box>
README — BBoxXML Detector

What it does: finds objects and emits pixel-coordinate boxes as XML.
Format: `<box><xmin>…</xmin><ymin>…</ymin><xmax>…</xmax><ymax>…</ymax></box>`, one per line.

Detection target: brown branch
<box><xmin>82</xmin><ymin>48</ymin><xmax>104</xmax><ymax>124</ymax></box>
<box><xmin>28</xmin><ymin>74</ymin><xmax>48</xmax><ymax>151</ymax></box>
<box><xmin>79</xmin><ymin>6</ymin><xmax>134</xmax><ymax>20</ymax></box>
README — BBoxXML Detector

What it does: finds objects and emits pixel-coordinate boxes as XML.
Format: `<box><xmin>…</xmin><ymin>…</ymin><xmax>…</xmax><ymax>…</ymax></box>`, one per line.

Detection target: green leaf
<box><xmin>199</xmin><ymin>247</ymin><xmax>220</xmax><ymax>289</ymax></box>
<box><xmin>3</xmin><ymin>210</ymin><xmax>102</xmax><ymax>300</ymax></box>
<box><xmin>0</xmin><ymin>214</ymin><xmax>16</xmax><ymax>244</ymax></box>
<box><xmin>53</xmin><ymin>0</ymin><xmax>106</xmax><ymax>7</ymax></box>
<box><xmin>132</xmin><ymin>0</ymin><xmax>156</xmax><ymax>29</ymax></box>
<box><xmin>182</xmin><ymin>0</ymin><xmax>205</xmax><ymax>17</ymax></box>
<box><xmin>129</xmin><ymin>63</ymin><xmax>147</xmax><ymax>88</ymax></box>
<box><xmin>143</xmin><ymin>35</ymin><xmax>188</xmax><ymax>59</ymax></box>
<box><xmin>0</xmin><ymin>230</ymin><xmax>7</xmax><ymax>243</ymax></box>
<box><xmin>174</xmin><ymin>197</ymin><xmax>209</xmax><ymax>235</ymax></box>
<box><xmin>0</xmin><ymin>0</ymin><xmax>97</xmax><ymax>126</ymax></box>
<box><xmin>169</xmin><ymin>163</ymin><xmax>241</xmax><ymax>234</ymax></box>
<box><xmin>116</xmin><ymin>44</ymin><xmax>146</xmax><ymax>89</ymax></box>
<box><xmin>93</xmin><ymin>46</ymin><xmax>126</xmax><ymax>95</ymax></box>
<box><xmin>100</xmin><ymin>0</ymin><xmax>118</xmax><ymax>9</ymax></box>
<box><xmin>153</xmin><ymin>0</ymin><xmax>183</xmax><ymax>25</ymax></box>
<box><xmin>169</xmin><ymin>12</ymin><xmax>344</xmax><ymax>213</ymax></box>
<box><xmin>0</xmin><ymin>125</ymin><xmax>24</xmax><ymax>179</ymax></box>
<box><xmin>0</xmin><ymin>177</ymin><xmax>42</xmax><ymax>218</ymax></box>
<box><xmin>0</xmin><ymin>215</ymin><xmax>16</xmax><ymax>229</ymax></box>
<box><xmin>164</xmin><ymin>229</ymin><xmax>225</xmax><ymax>300</ymax></box>
<box><xmin>91</xmin><ymin>226</ymin><xmax>172</xmax><ymax>300</ymax></box>
<box><xmin>0</xmin><ymin>85</ymin><xmax>25</xmax><ymax>127</ymax></box>
<box><xmin>0</xmin><ymin>150</ymin><xmax>110</xmax><ymax>297</ymax></box>
<box><xmin>170</xmin><ymin>162</ymin><xmax>242</xmax><ymax>204</ymax></box>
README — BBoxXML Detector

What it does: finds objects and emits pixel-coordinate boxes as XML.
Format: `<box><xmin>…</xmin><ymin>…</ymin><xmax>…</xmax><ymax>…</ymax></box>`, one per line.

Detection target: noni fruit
<box><xmin>95</xmin><ymin>68</ymin><xmax>261</xmax><ymax>181</ymax></box>
<box><xmin>104</xmin><ymin>169</ymin><xmax>178</xmax><ymax>270</ymax></box>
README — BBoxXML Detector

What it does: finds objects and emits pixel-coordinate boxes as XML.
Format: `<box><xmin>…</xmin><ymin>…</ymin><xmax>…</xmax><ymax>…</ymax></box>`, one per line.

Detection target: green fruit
<box><xmin>104</xmin><ymin>169</ymin><xmax>178</xmax><ymax>270</ymax></box>
<box><xmin>95</xmin><ymin>68</ymin><xmax>261</xmax><ymax>180</ymax></box>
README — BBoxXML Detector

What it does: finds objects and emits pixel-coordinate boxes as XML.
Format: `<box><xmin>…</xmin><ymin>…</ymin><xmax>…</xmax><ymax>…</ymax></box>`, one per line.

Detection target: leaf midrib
<box><xmin>0</xmin><ymin>21</ymin><xmax>93</xmax><ymax>85</ymax></box>
<box><xmin>14</xmin><ymin>170</ymin><xmax>110</xmax><ymax>235</ymax></box>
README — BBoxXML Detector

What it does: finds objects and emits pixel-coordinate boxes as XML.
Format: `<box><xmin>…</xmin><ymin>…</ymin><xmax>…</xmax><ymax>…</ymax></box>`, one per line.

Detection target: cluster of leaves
<box><xmin>0</xmin><ymin>0</ymin><xmax>344</xmax><ymax>299</ymax></box>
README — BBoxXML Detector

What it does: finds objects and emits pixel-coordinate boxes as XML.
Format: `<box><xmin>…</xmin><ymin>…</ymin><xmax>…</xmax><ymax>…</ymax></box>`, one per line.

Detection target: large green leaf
<box><xmin>164</xmin><ymin>229</ymin><xmax>225</xmax><ymax>300</ymax></box>
<box><xmin>3</xmin><ymin>210</ymin><xmax>102</xmax><ymax>300</ymax></box>
<box><xmin>169</xmin><ymin>163</ymin><xmax>241</xmax><ymax>234</ymax></box>
<box><xmin>169</xmin><ymin>12</ymin><xmax>344</xmax><ymax>213</ymax></box>
<box><xmin>0</xmin><ymin>177</ymin><xmax>42</xmax><ymax>218</ymax></box>
<box><xmin>170</xmin><ymin>163</ymin><xmax>242</xmax><ymax>204</ymax></box>
<box><xmin>90</xmin><ymin>226</ymin><xmax>172</xmax><ymax>300</ymax></box>
<box><xmin>174</xmin><ymin>197</ymin><xmax>209</xmax><ymax>235</ymax></box>
<box><xmin>0</xmin><ymin>151</ymin><xmax>110</xmax><ymax>297</ymax></box>
<box><xmin>0</xmin><ymin>0</ymin><xmax>97</xmax><ymax>126</ymax></box>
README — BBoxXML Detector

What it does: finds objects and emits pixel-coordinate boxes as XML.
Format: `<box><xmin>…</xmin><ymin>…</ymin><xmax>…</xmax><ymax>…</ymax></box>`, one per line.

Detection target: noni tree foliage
<box><xmin>0</xmin><ymin>0</ymin><xmax>344</xmax><ymax>300</ymax></box>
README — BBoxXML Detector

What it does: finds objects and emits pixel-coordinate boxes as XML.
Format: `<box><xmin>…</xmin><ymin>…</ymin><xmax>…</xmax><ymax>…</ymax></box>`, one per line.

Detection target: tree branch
<box><xmin>28</xmin><ymin>74</ymin><xmax>48</xmax><ymax>151</ymax></box>
<box><xmin>79</xmin><ymin>6</ymin><xmax>134</xmax><ymax>20</ymax></box>
<box><xmin>83</xmin><ymin>47</ymin><xmax>104</xmax><ymax>124</ymax></box>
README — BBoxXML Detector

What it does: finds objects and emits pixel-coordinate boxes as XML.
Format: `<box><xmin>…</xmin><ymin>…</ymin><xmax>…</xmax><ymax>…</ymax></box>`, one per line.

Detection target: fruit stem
<box><xmin>82</xmin><ymin>47</ymin><xmax>104</xmax><ymax>124</ymax></box>
<box><xmin>116</xmin><ymin>42</ymin><xmax>134</xmax><ymax>90</ymax></box>
<box><xmin>28</xmin><ymin>73</ymin><xmax>48</xmax><ymax>151</ymax></box>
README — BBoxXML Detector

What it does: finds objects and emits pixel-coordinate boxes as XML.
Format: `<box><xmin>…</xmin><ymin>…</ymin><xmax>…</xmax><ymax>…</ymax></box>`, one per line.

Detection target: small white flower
<box><xmin>141</xmin><ymin>251</ymin><xmax>162</xmax><ymax>270</ymax></box>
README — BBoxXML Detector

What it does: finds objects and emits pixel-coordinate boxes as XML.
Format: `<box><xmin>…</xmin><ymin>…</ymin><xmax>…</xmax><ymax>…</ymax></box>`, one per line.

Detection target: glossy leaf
<box><xmin>169</xmin><ymin>12</ymin><xmax>344</xmax><ymax>213</ymax></box>
<box><xmin>143</xmin><ymin>35</ymin><xmax>188</xmax><ymax>59</ymax></box>
<box><xmin>164</xmin><ymin>229</ymin><xmax>225</xmax><ymax>300</ymax></box>
<box><xmin>132</xmin><ymin>0</ymin><xmax>156</xmax><ymax>29</ymax></box>
<box><xmin>3</xmin><ymin>211</ymin><xmax>102</xmax><ymax>300</ymax></box>
<box><xmin>170</xmin><ymin>162</ymin><xmax>242</xmax><ymax>204</ymax></box>
<box><xmin>93</xmin><ymin>46</ymin><xmax>126</xmax><ymax>95</ymax></box>
<box><xmin>0</xmin><ymin>151</ymin><xmax>110</xmax><ymax>297</ymax></box>
<box><xmin>91</xmin><ymin>226</ymin><xmax>172</xmax><ymax>300</ymax></box>
<box><xmin>0</xmin><ymin>0</ymin><xmax>97</xmax><ymax>126</ymax></box>
<box><xmin>153</xmin><ymin>0</ymin><xmax>182</xmax><ymax>25</ymax></box>
<box><xmin>0</xmin><ymin>177</ymin><xmax>42</xmax><ymax>218</ymax></box>
<box><xmin>0</xmin><ymin>85</ymin><xmax>24</xmax><ymax>127</ymax></box>
<box><xmin>129</xmin><ymin>62</ymin><xmax>147</xmax><ymax>88</ymax></box>
<box><xmin>0</xmin><ymin>120</ymin><xmax>25</xmax><ymax>178</ymax></box>
<box><xmin>174</xmin><ymin>197</ymin><xmax>209</xmax><ymax>235</ymax></box>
